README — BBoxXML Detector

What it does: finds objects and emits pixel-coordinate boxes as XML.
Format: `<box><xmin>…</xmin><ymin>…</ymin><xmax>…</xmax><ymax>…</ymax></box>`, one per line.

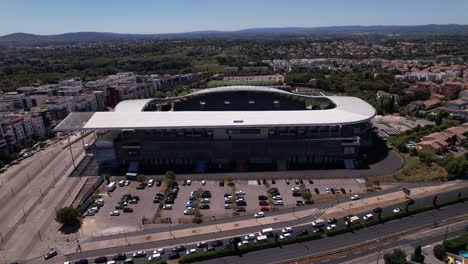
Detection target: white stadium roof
<box><xmin>55</xmin><ymin>86</ymin><xmax>376</xmax><ymax>131</ymax></box>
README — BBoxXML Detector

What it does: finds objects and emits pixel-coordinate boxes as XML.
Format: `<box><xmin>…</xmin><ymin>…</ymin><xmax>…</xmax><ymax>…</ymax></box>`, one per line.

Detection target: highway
<box><xmin>61</xmin><ymin>186</ymin><xmax>468</xmax><ymax>264</ymax></box>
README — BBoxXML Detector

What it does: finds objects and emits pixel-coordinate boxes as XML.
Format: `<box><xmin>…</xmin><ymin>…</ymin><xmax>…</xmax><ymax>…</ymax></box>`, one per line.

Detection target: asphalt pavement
<box><xmin>60</xmin><ymin>186</ymin><xmax>468</xmax><ymax>263</ymax></box>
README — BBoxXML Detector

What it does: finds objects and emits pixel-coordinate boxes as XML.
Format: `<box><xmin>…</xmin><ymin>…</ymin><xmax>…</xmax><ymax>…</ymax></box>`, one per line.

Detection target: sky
<box><xmin>0</xmin><ymin>0</ymin><xmax>468</xmax><ymax>36</ymax></box>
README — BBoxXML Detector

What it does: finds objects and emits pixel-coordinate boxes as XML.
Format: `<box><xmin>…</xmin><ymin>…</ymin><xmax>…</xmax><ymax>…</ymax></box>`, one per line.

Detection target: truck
<box><xmin>107</xmin><ymin>182</ymin><xmax>116</xmax><ymax>192</ymax></box>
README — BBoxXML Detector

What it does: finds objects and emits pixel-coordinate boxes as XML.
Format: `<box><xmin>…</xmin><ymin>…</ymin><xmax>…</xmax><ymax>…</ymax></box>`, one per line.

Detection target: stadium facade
<box><xmin>56</xmin><ymin>86</ymin><xmax>377</xmax><ymax>173</ymax></box>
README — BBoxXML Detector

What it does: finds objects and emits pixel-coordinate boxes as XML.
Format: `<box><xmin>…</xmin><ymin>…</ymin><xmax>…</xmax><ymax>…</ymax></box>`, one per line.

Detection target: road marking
<box><xmin>422</xmin><ymin>245</ymin><xmax>431</xmax><ymax>249</ymax></box>
<box><xmin>322</xmin><ymin>259</ymin><xmax>330</xmax><ymax>262</ymax></box>
<box><xmin>353</xmin><ymin>251</ymin><xmax>362</xmax><ymax>254</ymax></box>
<box><xmin>369</xmin><ymin>246</ymin><xmax>376</xmax><ymax>250</ymax></box>
<box><xmin>338</xmin><ymin>255</ymin><xmax>346</xmax><ymax>258</ymax></box>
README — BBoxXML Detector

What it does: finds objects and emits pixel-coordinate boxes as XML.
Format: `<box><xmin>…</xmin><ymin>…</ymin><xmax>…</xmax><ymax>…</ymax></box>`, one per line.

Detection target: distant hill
<box><xmin>1</xmin><ymin>24</ymin><xmax>468</xmax><ymax>47</ymax></box>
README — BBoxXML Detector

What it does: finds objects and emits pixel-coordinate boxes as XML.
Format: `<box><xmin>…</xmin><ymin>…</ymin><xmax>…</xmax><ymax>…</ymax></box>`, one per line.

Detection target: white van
<box><xmin>107</xmin><ymin>182</ymin><xmax>116</xmax><ymax>192</ymax></box>
<box><xmin>148</xmin><ymin>179</ymin><xmax>154</xmax><ymax>187</ymax></box>
<box><xmin>255</xmin><ymin>235</ymin><xmax>268</xmax><ymax>243</ymax></box>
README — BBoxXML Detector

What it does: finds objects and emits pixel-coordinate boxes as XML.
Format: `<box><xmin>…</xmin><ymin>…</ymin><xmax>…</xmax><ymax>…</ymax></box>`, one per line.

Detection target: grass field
<box><xmin>394</xmin><ymin>153</ymin><xmax>447</xmax><ymax>182</ymax></box>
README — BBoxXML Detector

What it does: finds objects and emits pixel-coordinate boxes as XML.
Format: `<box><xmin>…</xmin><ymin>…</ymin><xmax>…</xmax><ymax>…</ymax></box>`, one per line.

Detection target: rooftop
<box><xmin>55</xmin><ymin>86</ymin><xmax>376</xmax><ymax>131</ymax></box>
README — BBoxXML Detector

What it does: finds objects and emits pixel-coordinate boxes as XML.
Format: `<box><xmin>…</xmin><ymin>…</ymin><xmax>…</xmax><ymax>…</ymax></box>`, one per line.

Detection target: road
<box><xmin>0</xmin><ymin>133</ymin><xmax>94</xmax><ymax>262</ymax></box>
<box><xmin>58</xmin><ymin>185</ymin><xmax>468</xmax><ymax>264</ymax></box>
<box><xmin>200</xmin><ymin>201</ymin><xmax>468</xmax><ymax>264</ymax></box>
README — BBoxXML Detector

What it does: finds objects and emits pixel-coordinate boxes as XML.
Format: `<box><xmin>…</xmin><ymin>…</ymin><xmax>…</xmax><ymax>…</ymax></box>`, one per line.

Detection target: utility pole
<box><xmin>376</xmin><ymin>240</ymin><xmax>382</xmax><ymax>264</ymax></box>
<box><xmin>67</xmin><ymin>133</ymin><xmax>76</xmax><ymax>169</ymax></box>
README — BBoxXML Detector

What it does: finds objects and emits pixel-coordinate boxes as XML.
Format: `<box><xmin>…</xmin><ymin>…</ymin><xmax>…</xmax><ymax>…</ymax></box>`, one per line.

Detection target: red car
<box><xmin>123</xmin><ymin>207</ymin><xmax>133</xmax><ymax>213</ymax></box>
<box><xmin>260</xmin><ymin>206</ymin><xmax>270</xmax><ymax>212</ymax></box>
<box><xmin>259</xmin><ymin>201</ymin><xmax>269</xmax><ymax>206</ymax></box>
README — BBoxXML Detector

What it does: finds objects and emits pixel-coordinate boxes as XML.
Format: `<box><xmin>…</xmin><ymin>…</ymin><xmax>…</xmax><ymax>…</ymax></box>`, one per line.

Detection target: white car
<box><xmin>393</xmin><ymin>207</ymin><xmax>403</xmax><ymax>214</ymax></box>
<box><xmin>236</xmin><ymin>190</ymin><xmax>246</xmax><ymax>195</ymax></box>
<box><xmin>273</xmin><ymin>200</ymin><xmax>284</xmax><ymax>206</ymax></box>
<box><xmin>351</xmin><ymin>194</ymin><xmax>360</xmax><ymax>200</ymax></box>
<box><xmin>254</xmin><ymin>212</ymin><xmax>265</xmax><ymax>218</ymax></box>
<box><xmin>201</xmin><ymin>198</ymin><xmax>210</xmax><ymax>203</ymax></box>
<box><xmin>133</xmin><ymin>251</ymin><xmax>146</xmax><ymax>258</ymax></box>
<box><xmin>186</xmin><ymin>179</ymin><xmax>192</xmax><ymax>185</ymax></box>
<box><xmin>326</xmin><ymin>224</ymin><xmax>337</xmax><ymax>230</ymax></box>
<box><xmin>186</xmin><ymin>248</ymin><xmax>197</xmax><ymax>255</ymax></box>
<box><xmin>125</xmin><ymin>180</ymin><xmax>130</xmax><ymax>186</ymax></box>
<box><xmin>163</xmin><ymin>204</ymin><xmax>173</xmax><ymax>210</ymax></box>
<box><xmin>273</xmin><ymin>195</ymin><xmax>283</xmax><ymax>200</ymax></box>
<box><xmin>237</xmin><ymin>240</ymin><xmax>249</xmax><ymax>247</ymax></box>
<box><xmin>363</xmin><ymin>213</ymin><xmax>374</xmax><ymax>221</ymax></box>
<box><xmin>291</xmin><ymin>187</ymin><xmax>300</xmax><ymax>192</ymax></box>
<box><xmin>201</xmin><ymin>180</ymin><xmax>206</xmax><ymax>186</ymax></box>
<box><xmin>325</xmin><ymin>188</ymin><xmax>331</xmax><ymax>194</ymax></box>
<box><xmin>245</xmin><ymin>233</ymin><xmax>256</xmax><ymax>241</ymax></box>
<box><xmin>147</xmin><ymin>179</ymin><xmax>154</xmax><ymax>187</ymax></box>
<box><xmin>279</xmin><ymin>233</ymin><xmax>291</xmax><ymax>240</ymax></box>
<box><xmin>156</xmin><ymin>248</ymin><xmax>165</xmax><ymax>254</ymax></box>
<box><xmin>110</xmin><ymin>210</ymin><xmax>120</xmax><ymax>216</ymax></box>
<box><xmin>147</xmin><ymin>253</ymin><xmax>161</xmax><ymax>261</ymax></box>
<box><xmin>281</xmin><ymin>227</ymin><xmax>293</xmax><ymax>233</ymax></box>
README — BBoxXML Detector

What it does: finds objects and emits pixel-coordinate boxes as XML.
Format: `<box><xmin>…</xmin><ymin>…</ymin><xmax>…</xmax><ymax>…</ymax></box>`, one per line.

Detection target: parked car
<box><xmin>44</xmin><ymin>249</ymin><xmax>57</xmax><ymax>260</ymax></box>
<box><xmin>350</xmin><ymin>194</ymin><xmax>360</xmax><ymax>200</ymax></box>
<box><xmin>258</xmin><ymin>195</ymin><xmax>268</xmax><ymax>200</ymax></box>
<box><xmin>219</xmin><ymin>181</ymin><xmax>224</xmax><ymax>187</ymax></box>
<box><xmin>279</xmin><ymin>233</ymin><xmax>291</xmax><ymax>240</ymax></box>
<box><xmin>147</xmin><ymin>179</ymin><xmax>154</xmax><ymax>187</ymax></box>
<box><xmin>260</xmin><ymin>207</ymin><xmax>270</xmax><ymax>212</ymax></box>
<box><xmin>373</xmin><ymin>207</ymin><xmax>382</xmax><ymax>213</ymax></box>
<box><xmin>201</xmin><ymin>180</ymin><xmax>206</xmax><ymax>186</ymax></box>
<box><xmin>327</xmin><ymin>218</ymin><xmax>337</xmax><ymax>224</ymax></box>
<box><xmin>123</xmin><ymin>208</ymin><xmax>133</xmax><ymax>213</ymax></box>
<box><xmin>296</xmin><ymin>201</ymin><xmax>305</xmax><ymax>206</ymax></box>
<box><xmin>136</xmin><ymin>183</ymin><xmax>145</xmax><ymax>190</ymax></box>
<box><xmin>314</xmin><ymin>188</ymin><xmax>320</xmax><ymax>194</ymax></box>
<box><xmin>259</xmin><ymin>201</ymin><xmax>269</xmax><ymax>206</ymax></box>
<box><xmin>110</xmin><ymin>210</ymin><xmax>120</xmax><ymax>216</ymax></box>
<box><xmin>281</xmin><ymin>227</ymin><xmax>293</xmax><ymax>233</ymax></box>
<box><xmin>200</xmin><ymin>204</ymin><xmax>210</xmax><ymax>209</ymax></box>
<box><xmin>236</xmin><ymin>207</ymin><xmax>246</xmax><ymax>212</ymax></box>
<box><xmin>210</xmin><ymin>240</ymin><xmax>223</xmax><ymax>247</ymax></box>
<box><xmin>308</xmin><ymin>179</ymin><xmax>314</xmax><ymax>184</ymax></box>
<box><xmin>273</xmin><ymin>200</ymin><xmax>284</xmax><ymax>206</ymax></box>
<box><xmin>393</xmin><ymin>207</ymin><xmax>403</xmax><ymax>214</ymax></box>
<box><xmin>326</xmin><ymin>224</ymin><xmax>337</xmax><ymax>230</ymax></box>
<box><xmin>155</xmin><ymin>180</ymin><xmax>162</xmax><ymax>187</ymax></box>
<box><xmin>163</xmin><ymin>204</ymin><xmax>172</xmax><ymax>210</ymax></box>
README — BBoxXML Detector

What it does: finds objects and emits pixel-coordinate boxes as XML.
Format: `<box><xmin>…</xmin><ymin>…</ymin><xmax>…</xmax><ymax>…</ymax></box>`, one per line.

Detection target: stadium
<box><xmin>56</xmin><ymin>86</ymin><xmax>377</xmax><ymax>174</ymax></box>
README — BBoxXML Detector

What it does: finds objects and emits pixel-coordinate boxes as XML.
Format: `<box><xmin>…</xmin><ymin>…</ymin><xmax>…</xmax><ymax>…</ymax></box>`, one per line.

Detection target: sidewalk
<box><xmin>63</xmin><ymin>181</ymin><xmax>467</xmax><ymax>256</ymax></box>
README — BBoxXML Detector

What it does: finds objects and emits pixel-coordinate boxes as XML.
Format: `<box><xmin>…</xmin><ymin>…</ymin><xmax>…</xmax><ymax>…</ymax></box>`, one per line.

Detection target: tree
<box><xmin>384</xmin><ymin>248</ymin><xmax>408</xmax><ymax>264</ymax></box>
<box><xmin>411</xmin><ymin>246</ymin><xmax>425</xmax><ymax>263</ymax></box>
<box><xmin>433</xmin><ymin>244</ymin><xmax>446</xmax><ymax>260</ymax></box>
<box><xmin>164</xmin><ymin>170</ymin><xmax>176</xmax><ymax>186</ymax></box>
<box><xmin>55</xmin><ymin>206</ymin><xmax>80</xmax><ymax>226</ymax></box>
<box><xmin>225</xmin><ymin>175</ymin><xmax>234</xmax><ymax>186</ymax></box>
<box><xmin>447</xmin><ymin>135</ymin><xmax>458</xmax><ymax>147</ymax></box>
<box><xmin>136</xmin><ymin>174</ymin><xmax>146</xmax><ymax>183</ymax></box>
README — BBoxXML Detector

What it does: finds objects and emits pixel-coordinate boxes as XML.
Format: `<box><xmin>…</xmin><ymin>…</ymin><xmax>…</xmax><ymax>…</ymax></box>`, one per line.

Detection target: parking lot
<box><xmin>81</xmin><ymin>177</ymin><xmax>164</xmax><ymax>237</ymax></box>
<box><xmin>161</xmin><ymin>178</ymin><xmax>365</xmax><ymax>223</ymax></box>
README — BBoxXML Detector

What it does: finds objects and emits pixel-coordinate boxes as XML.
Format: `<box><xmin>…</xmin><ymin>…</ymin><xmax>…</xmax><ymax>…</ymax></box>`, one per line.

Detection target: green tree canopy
<box><xmin>55</xmin><ymin>206</ymin><xmax>80</xmax><ymax>226</ymax></box>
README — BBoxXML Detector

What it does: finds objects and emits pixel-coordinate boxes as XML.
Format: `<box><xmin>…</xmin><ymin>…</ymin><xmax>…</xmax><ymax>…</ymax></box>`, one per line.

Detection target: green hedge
<box><xmin>443</xmin><ymin>233</ymin><xmax>468</xmax><ymax>254</ymax></box>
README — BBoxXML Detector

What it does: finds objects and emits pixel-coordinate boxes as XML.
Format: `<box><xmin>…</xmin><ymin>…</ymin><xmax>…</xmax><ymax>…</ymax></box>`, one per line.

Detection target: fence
<box><xmin>77</xmin><ymin>176</ymin><xmax>104</xmax><ymax>213</ymax></box>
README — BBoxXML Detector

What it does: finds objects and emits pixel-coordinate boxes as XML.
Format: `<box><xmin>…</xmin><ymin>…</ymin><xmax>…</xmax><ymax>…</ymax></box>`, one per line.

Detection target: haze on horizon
<box><xmin>1</xmin><ymin>0</ymin><xmax>468</xmax><ymax>36</ymax></box>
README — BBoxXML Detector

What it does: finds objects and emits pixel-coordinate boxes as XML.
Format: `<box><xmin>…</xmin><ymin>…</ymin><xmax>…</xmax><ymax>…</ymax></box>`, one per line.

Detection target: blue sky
<box><xmin>0</xmin><ymin>0</ymin><xmax>467</xmax><ymax>35</ymax></box>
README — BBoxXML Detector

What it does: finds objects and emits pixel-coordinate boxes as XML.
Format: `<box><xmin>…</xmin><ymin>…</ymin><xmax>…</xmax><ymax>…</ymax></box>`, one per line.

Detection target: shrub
<box><xmin>433</xmin><ymin>244</ymin><xmax>446</xmax><ymax>261</ymax></box>
<box><xmin>443</xmin><ymin>233</ymin><xmax>468</xmax><ymax>254</ymax></box>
